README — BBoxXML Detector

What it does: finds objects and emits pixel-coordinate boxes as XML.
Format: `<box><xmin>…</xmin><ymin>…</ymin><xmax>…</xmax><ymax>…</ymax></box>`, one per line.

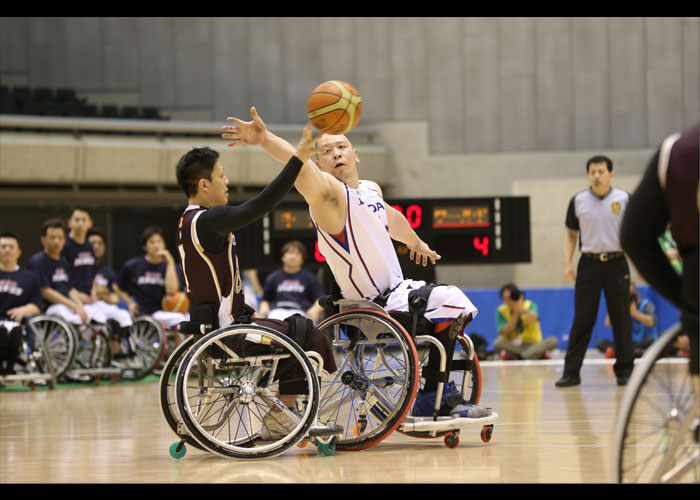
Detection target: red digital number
<box><xmin>473</xmin><ymin>236</ymin><xmax>489</xmax><ymax>257</ymax></box>
<box><xmin>314</xmin><ymin>240</ymin><xmax>326</xmax><ymax>263</ymax></box>
<box><xmin>392</xmin><ymin>204</ymin><xmax>422</xmax><ymax>230</ymax></box>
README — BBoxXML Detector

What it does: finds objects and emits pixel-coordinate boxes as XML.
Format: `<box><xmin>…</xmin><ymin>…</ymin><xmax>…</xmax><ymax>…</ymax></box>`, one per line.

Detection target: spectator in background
<box><xmin>117</xmin><ymin>225</ymin><xmax>186</xmax><ymax>329</ymax></box>
<box><xmin>259</xmin><ymin>240</ymin><xmax>325</xmax><ymax>323</ymax></box>
<box><xmin>0</xmin><ymin>232</ymin><xmax>42</xmax><ymax>375</ymax></box>
<box><xmin>494</xmin><ymin>283</ymin><xmax>557</xmax><ymax>360</ymax></box>
<box><xmin>61</xmin><ymin>206</ymin><xmax>96</xmax><ymax>304</ymax></box>
<box><xmin>598</xmin><ymin>282</ymin><xmax>658</xmax><ymax>359</ymax></box>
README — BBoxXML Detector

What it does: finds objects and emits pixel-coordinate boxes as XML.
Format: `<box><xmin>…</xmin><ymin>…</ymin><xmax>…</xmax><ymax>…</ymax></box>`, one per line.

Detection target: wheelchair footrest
<box><xmin>66</xmin><ymin>367</ymin><xmax>122</xmax><ymax>378</ymax></box>
<box><xmin>399</xmin><ymin>411</ymin><xmax>499</xmax><ymax>433</ymax></box>
<box><xmin>0</xmin><ymin>373</ymin><xmax>53</xmax><ymax>384</ymax></box>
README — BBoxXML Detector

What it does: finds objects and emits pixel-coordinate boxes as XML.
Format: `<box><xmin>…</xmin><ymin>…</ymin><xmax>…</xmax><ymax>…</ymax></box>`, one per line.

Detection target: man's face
<box><xmin>88</xmin><ymin>234</ymin><xmax>105</xmax><ymax>260</ymax></box>
<box><xmin>144</xmin><ymin>233</ymin><xmax>165</xmax><ymax>257</ymax></box>
<box><xmin>316</xmin><ymin>134</ymin><xmax>359</xmax><ymax>182</ymax></box>
<box><xmin>0</xmin><ymin>237</ymin><xmax>21</xmax><ymax>268</ymax></box>
<box><xmin>42</xmin><ymin>227</ymin><xmax>66</xmax><ymax>255</ymax></box>
<box><xmin>587</xmin><ymin>162</ymin><xmax>613</xmax><ymax>194</ymax></box>
<box><xmin>281</xmin><ymin>247</ymin><xmax>304</xmax><ymax>269</ymax></box>
<box><xmin>205</xmin><ymin>161</ymin><xmax>230</xmax><ymax>206</ymax></box>
<box><xmin>68</xmin><ymin>209</ymin><xmax>92</xmax><ymax>237</ymax></box>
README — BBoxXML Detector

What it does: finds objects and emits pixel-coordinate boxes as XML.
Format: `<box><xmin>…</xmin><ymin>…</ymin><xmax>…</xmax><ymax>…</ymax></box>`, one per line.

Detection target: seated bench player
<box><xmin>117</xmin><ymin>226</ymin><xmax>188</xmax><ymax>329</ymax></box>
<box><xmin>0</xmin><ymin>232</ymin><xmax>43</xmax><ymax>375</ymax></box>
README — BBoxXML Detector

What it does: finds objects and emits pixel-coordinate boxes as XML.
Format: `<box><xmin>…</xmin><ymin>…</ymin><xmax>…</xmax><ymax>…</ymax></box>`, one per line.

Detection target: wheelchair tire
<box><xmin>316</xmin><ymin>309</ymin><xmax>419</xmax><ymax>451</ymax></box>
<box><xmin>26</xmin><ymin>315</ymin><xmax>78</xmax><ymax>378</ymax></box>
<box><xmin>158</xmin><ymin>335</ymin><xmax>204</xmax><ymax>451</ymax></box>
<box><xmin>611</xmin><ymin>323</ymin><xmax>699</xmax><ymax>483</ymax></box>
<box><xmin>175</xmin><ymin>324</ymin><xmax>320</xmax><ymax>459</ymax></box>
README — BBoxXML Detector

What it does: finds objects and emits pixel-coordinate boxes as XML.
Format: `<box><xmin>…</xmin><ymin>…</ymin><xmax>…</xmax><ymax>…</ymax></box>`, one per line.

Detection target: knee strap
<box><xmin>285</xmin><ymin>313</ymin><xmax>314</xmax><ymax>351</ymax></box>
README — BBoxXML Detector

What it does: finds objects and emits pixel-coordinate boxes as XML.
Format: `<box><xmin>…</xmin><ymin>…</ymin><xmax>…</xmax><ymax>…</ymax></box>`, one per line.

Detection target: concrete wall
<box><xmin>2</xmin><ymin>17</ymin><xmax>697</xmax><ymax>153</ymax></box>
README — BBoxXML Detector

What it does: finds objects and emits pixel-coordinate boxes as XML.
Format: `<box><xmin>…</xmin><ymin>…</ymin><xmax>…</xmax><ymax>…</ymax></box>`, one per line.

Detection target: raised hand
<box><xmin>221</xmin><ymin>106</ymin><xmax>267</xmax><ymax>147</ymax></box>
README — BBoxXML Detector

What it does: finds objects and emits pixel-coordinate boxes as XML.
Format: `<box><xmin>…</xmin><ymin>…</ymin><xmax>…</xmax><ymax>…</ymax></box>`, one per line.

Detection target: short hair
<box><xmin>141</xmin><ymin>225</ymin><xmax>165</xmax><ymax>247</ymax></box>
<box><xmin>586</xmin><ymin>155</ymin><xmax>613</xmax><ymax>173</ymax></box>
<box><xmin>68</xmin><ymin>204</ymin><xmax>92</xmax><ymax>218</ymax></box>
<box><xmin>87</xmin><ymin>228</ymin><xmax>107</xmax><ymax>245</ymax></box>
<box><xmin>281</xmin><ymin>240</ymin><xmax>308</xmax><ymax>262</ymax></box>
<box><xmin>41</xmin><ymin>218</ymin><xmax>67</xmax><ymax>237</ymax></box>
<box><xmin>500</xmin><ymin>283</ymin><xmax>520</xmax><ymax>299</ymax></box>
<box><xmin>0</xmin><ymin>231</ymin><xmax>21</xmax><ymax>247</ymax></box>
<box><xmin>176</xmin><ymin>147</ymin><xmax>220</xmax><ymax>198</ymax></box>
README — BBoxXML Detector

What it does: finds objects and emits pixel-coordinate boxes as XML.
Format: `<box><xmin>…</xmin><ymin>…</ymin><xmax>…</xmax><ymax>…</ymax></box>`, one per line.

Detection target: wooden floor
<box><xmin>0</xmin><ymin>355</ymin><xmax>654</xmax><ymax>484</ymax></box>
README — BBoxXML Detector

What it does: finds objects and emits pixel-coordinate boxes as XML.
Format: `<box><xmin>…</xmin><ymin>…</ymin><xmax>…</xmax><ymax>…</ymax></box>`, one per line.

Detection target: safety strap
<box><xmin>407</xmin><ymin>282</ymin><xmax>437</xmax><ymax>338</ymax></box>
<box><xmin>285</xmin><ymin>313</ymin><xmax>314</xmax><ymax>350</ymax></box>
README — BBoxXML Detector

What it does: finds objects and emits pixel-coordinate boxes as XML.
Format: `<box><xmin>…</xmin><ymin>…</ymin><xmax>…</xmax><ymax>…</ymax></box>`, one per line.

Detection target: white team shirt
<box><xmin>311</xmin><ymin>180</ymin><xmax>404</xmax><ymax>300</ymax></box>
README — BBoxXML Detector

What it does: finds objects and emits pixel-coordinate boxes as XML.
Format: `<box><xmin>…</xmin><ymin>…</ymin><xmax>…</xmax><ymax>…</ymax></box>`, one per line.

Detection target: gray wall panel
<box><xmin>609</xmin><ymin>18</ymin><xmax>647</xmax><ymax>148</ymax></box>
<box><xmin>1</xmin><ymin>17</ymin><xmax>697</xmax><ymax>154</ymax></box>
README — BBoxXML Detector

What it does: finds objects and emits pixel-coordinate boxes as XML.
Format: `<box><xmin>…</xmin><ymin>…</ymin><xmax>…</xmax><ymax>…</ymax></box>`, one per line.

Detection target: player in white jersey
<box><xmin>222</xmin><ymin>107</ymin><xmax>489</xmax><ymax>419</ymax></box>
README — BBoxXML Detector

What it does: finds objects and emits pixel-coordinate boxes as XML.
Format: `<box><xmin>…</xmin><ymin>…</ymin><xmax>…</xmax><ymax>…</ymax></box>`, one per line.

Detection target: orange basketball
<box><xmin>307</xmin><ymin>80</ymin><xmax>362</xmax><ymax>134</ymax></box>
<box><xmin>162</xmin><ymin>291</ymin><xmax>189</xmax><ymax>313</ymax></box>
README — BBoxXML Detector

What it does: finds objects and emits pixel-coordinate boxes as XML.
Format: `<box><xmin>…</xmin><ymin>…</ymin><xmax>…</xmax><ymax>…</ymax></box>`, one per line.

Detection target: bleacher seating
<box><xmin>0</xmin><ymin>85</ymin><xmax>168</xmax><ymax>120</ymax></box>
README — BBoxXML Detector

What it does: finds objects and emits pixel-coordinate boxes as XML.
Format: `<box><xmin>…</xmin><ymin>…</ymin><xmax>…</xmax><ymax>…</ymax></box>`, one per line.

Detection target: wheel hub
<box><xmin>238</xmin><ymin>381</ymin><xmax>257</xmax><ymax>404</ymax></box>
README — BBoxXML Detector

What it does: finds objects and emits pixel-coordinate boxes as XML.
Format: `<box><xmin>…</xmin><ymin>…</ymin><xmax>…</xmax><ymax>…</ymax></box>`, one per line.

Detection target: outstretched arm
<box><xmin>222</xmin><ymin>107</ymin><xmax>345</xmax><ymax>234</ymax></box>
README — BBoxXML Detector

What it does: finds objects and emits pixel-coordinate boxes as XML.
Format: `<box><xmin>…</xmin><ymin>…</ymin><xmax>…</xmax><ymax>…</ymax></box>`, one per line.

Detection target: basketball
<box><xmin>162</xmin><ymin>291</ymin><xmax>189</xmax><ymax>313</ymax></box>
<box><xmin>307</xmin><ymin>80</ymin><xmax>363</xmax><ymax>135</ymax></box>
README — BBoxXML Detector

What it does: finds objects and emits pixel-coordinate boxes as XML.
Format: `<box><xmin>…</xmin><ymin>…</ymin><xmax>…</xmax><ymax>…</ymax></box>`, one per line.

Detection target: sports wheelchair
<box><xmin>315</xmin><ymin>294</ymin><xmax>499</xmax><ymax>451</ymax></box>
<box><xmin>60</xmin><ymin>315</ymin><xmax>165</xmax><ymax>383</ymax></box>
<box><xmin>0</xmin><ymin>315</ymin><xmax>76</xmax><ymax>389</ymax></box>
<box><xmin>159</xmin><ymin>304</ymin><xmax>343</xmax><ymax>460</ymax></box>
<box><xmin>611</xmin><ymin>322</ymin><xmax>699</xmax><ymax>483</ymax></box>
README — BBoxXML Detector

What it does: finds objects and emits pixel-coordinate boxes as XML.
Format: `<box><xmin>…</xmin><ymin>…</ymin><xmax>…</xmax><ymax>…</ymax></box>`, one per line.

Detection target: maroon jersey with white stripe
<box><xmin>176</xmin><ymin>205</ymin><xmax>244</xmax><ymax>326</ymax></box>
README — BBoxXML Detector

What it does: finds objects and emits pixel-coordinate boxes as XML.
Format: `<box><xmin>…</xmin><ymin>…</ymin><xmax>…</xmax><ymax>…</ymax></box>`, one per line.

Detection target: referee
<box><xmin>556</xmin><ymin>155</ymin><xmax>634</xmax><ymax>388</ymax></box>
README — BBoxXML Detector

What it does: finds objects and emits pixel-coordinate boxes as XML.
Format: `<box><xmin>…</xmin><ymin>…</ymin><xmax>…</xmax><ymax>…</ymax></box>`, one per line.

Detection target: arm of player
<box><xmin>6</xmin><ymin>303</ymin><xmax>41</xmax><ymax>322</ymax></box>
<box><xmin>382</xmin><ymin>190</ymin><xmax>440</xmax><ymax>267</ymax></box>
<box><xmin>564</xmin><ymin>229</ymin><xmax>578</xmax><ymax>283</ymax></box>
<box><xmin>222</xmin><ymin>107</ymin><xmax>345</xmax><ymax>234</ymax></box>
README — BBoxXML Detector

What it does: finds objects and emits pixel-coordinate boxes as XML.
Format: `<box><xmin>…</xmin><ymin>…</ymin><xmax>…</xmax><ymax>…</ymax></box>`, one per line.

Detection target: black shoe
<box><xmin>617</xmin><ymin>375</ymin><xmax>629</xmax><ymax>386</ymax></box>
<box><xmin>555</xmin><ymin>375</ymin><xmax>581</xmax><ymax>387</ymax></box>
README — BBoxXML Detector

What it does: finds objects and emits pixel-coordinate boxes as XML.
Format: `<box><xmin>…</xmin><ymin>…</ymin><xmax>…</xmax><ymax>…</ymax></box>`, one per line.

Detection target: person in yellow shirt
<box><xmin>494</xmin><ymin>284</ymin><xmax>558</xmax><ymax>360</ymax></box>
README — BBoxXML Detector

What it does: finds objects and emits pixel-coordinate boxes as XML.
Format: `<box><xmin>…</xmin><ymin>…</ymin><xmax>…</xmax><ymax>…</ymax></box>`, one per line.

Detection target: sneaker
<box><xmin>412</xmin><ymin>382</ymin><xmax>492</xmax><ymax>419</ymax></box>
<box><xmin>260</xmin><ymin>410</ymin><xmax>300</xmax><ymax>440</ymax></box>
<box><xmin>500</xmin><ymin>351</ymin><xmax>520</xmax><ymax>361</ymax></box>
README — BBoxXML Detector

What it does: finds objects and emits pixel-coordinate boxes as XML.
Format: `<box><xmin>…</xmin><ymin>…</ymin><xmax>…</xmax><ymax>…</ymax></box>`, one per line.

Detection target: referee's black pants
<box><xmin>563</xmin><ymin>256</ymin><xmax>634</xmax><ymax>379</ymax></box>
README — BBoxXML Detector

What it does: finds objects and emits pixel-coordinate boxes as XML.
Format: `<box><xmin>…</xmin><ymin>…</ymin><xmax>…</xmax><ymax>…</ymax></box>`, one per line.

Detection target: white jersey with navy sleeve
<box><xmin>311</xmin><ymin>180</ymin><xmax>404</xmax><ymax>300</ymax></box>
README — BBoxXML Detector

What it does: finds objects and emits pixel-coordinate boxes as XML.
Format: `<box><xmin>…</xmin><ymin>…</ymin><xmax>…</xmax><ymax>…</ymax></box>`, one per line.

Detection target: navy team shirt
<box><xmin>27</xmin><ymin>251</ymin><xmax>74</xmax><ymax>300</ymax></box>
<box><xmin>262</xmin><ymin>268</ymin><xmax>325</xmax><ymax>311</ymax></box>
<box><xmin>0</xmin><ymin>266</ymin><xmax>43</xmax><ymax>319</ymax></box>
<box><xmin>119</xmin><ymin>257</ymin><xmax>178</xmax><ymax>315</ymax></box>
<box><xmin>61</xmin><ymin>236</ymin><xmax>96</xmax><ymax>295</ymax></box>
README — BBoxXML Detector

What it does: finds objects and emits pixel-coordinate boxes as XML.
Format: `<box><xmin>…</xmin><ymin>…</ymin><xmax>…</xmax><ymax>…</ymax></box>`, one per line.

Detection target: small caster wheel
<box><xmin>354</xmin><ymin>419</ymin><xmax>367</xmax><ymax>437</ymax></box>
<box><xmin>317</xmin><ymin>439</ymin><xmax>336</xmax><ymax>457</ymax></box>
<box><xmin>169</xmin><ymin>441</ymin><xmax>187</xmax><ymax>459</ymax></box>
<box><xmin>481</xmin><ymin>425</ymin><xmax>493</xmax><ymax>443</ymax></box>
<box><xmin>444</xmin><ymin>432</ymin><xmax>460</xmax><ymax>449</ymax></box>
<box><xmin>297</xmin><ymin>439</ymin><xmax>309</xmax><ymax>448</ymax></box>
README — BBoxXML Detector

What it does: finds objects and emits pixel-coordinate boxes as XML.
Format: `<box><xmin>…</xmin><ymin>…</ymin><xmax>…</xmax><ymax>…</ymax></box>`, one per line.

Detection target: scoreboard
<box><xmin>245</xmin><ymin>196</ymin><xmax>531</xmax><ymax>276</ymax></box>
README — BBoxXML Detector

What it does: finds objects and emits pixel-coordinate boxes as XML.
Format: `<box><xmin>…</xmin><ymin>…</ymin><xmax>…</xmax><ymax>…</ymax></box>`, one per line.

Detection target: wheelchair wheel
<box><xmin>26</xmin><ymin>315</ymin><xmax>77</xmax><ymax>378</ymax></box>
<box><xmin>71</xmin><ymin>325</ymin><xmax>111</xmax><ymax>378</ymax></box>
<box><xmin>113</xmin><ymin>316</ymin><xmax>167</xmax><ymax>380</ymax></box>
<box><xmin>158</xmin><ymin>335</ymin><xmax>204</xmax><ymax>451</ymax></box>
<box><xmin>611</xmin><ymin>324</ymin><xmax>699</xmax><ymax>483</ymax></box>
<box><xmin>316</xmin><ymin>309</ymin><xmax>419</xmax><ymax>451</ymax></box>
<box><xmin>175</xmin><ymin>324</ymin><xmax>319</xmax><ymax>459</ymax></box>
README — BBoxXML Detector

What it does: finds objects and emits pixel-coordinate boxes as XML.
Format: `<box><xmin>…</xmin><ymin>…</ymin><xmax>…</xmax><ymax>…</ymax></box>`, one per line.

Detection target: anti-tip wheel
<box><xmin>444</xmin><ymin>432</ymin><xmax>460</xmax><ymax>449</ymax></box>
<box><xmin>317</xmin><ymin>440</ymin><xmax>336</xmax><ymax>456</ymax></box>
<box><xmin>169</xmin><ymin>441</ymin><xmax>187</xmax><ymax>459</ymax></box>
<box><xmin>481</xmin><ymin>425</ymin><xmax>493</xmax><ymax>443</ymax></box>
